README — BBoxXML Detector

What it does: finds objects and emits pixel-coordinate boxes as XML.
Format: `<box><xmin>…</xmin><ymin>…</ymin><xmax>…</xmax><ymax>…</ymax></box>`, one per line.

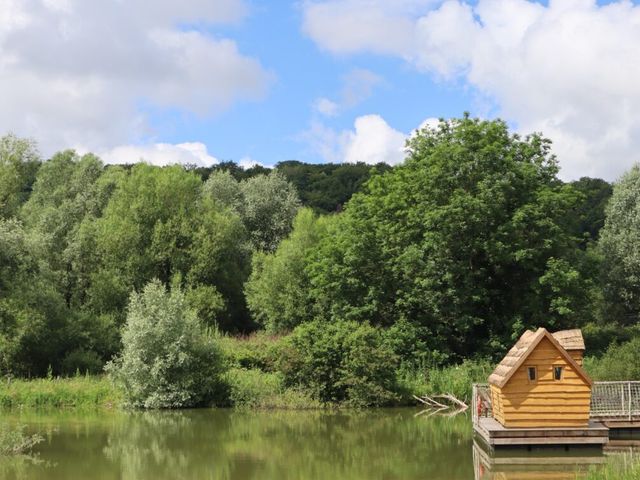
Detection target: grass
<box><xmin>0</xmin><ymin>424</ymin><xmax>43</xmax><ymax>456</ymax></box>
<box><xmin>582</xmin><ymin>453</ymin><xmax>640</xmax><ymax>479</ymax></box>
<box><xmin>397</xmin><ymin>359</ymin><xmax>494</xmax><ymax>404</ymax></box>
<box><xmin>0</xmin><ymin>375</ymin><xmax>121</xmax><ymax>410</ymax></box>
<box><xmin>224</xmin><ymin>367</ymin><xmax>322</xmax><ymax>409</ymax></box>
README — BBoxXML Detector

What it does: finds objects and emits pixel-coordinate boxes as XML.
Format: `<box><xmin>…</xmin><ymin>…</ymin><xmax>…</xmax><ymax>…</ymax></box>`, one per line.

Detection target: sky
<box><xmin>1</xmin><ymin>0</ymin><xmax>639</xmax><ymax>180</ymax></box>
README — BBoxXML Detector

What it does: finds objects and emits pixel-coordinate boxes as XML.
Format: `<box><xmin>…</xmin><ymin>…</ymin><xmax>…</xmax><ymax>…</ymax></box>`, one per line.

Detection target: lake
<box><xmin>0</xmin><ymin>408</ymin><xmax>624</xmax><ymax>479</ymax></box>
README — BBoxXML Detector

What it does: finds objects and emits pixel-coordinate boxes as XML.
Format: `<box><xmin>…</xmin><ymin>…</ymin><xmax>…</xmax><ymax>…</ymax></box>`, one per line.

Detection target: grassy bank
<box><xmin>0</xmin><ymin>376</ymin><xmax>121</xmax><ymax>410</ymax></box>
<box><xmin>0</xmin><ymin>330</ymin><xmax>495</xmax><ymax>411</ymax></box>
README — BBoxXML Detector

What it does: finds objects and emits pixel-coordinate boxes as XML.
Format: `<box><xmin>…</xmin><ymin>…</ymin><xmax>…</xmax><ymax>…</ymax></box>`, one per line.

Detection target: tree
<box><xmin>0</xmin><ymin>134</ymin><xmax>40</xmax><ymax>219</ymax></box>
<box><xmin>240</xmin><ymin>171</ymin><xmax>301</xmax><ymax>252</ymax></box>
<box><xmin>106</xmin><ymin>280</ymin><xmax>226</xmax><ymax>408</ymax></box>
<box><xmin>307</xmin><ymin>116</ymin><xmax>590</xmax><ymax>360</ymax></box>
<box><xmin>245</xmin><ymin>208</ymin><xmax>331</xmax><ymax>332</ymax></box>
<box><xmin>275</xmin><ymin>160</ymin><xmax>390</xmax><ymax>213</ymax></box>
<box><xmin>569</xmin><ymin>177</ymin><xmax>612</xmax><ymax>245</ymax></box>
<box><xmin>599</xmin><ymin>165</ymin><xmax>640</xmax><ymax>323</ymax></box>
<box><xmin>0</xmin><ymin>219</ymin><xmax>68</xmax><ymax>376</ymax></box>
<box><xmin>202</xmin><ymin>170</ymin><xmax>243</xmax><ymax>211</ymax></box>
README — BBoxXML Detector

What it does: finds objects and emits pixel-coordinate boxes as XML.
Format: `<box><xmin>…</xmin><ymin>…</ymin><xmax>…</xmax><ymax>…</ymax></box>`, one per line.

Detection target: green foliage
<box><xmin>224</xmin><ymin>368</ymin><xmax>322</xmax><ymax>409</ymax></box>
<box><xmin>245</xmin><ymin>208</ymin><xmax>331</xmax><ymax>332</ymax></box>
<box><xmin>584</xmin><ymin>337</ymin><xmax>640</xmax><ymax>381</ymax></box>
<box><xmin>218</xmin><ymin>332</ymin><xmax>282</xmax><ymax>371</ymax></box>
<box><xmin>278</xmin><ymin>320</ymin><xmax>399</xmax><ymax>407</ymax></box>
<box><xmin>240</xmin><ymin>171</ymin><xmax>301</xmax><ymax>252</ymax></box>
<box><xmin>569</xmin><ymin>177</ymin><xmax>612</xmax><ymax>245</ymax></box>
<box><xmin>0</xmin><ymin>134</ymin><xmax>40</xmax><ymax>219</ymax></box>
<box><xmin>275</xmin><ymin>160</ymin><xmax>390</xmax><ymax>213</ymax></box>
<box><xmin>0</xmin><ymin>376</ymin><xmax>121</xmax><ymax>410</ymax></box>
<box><xmin>582</xmin><ymin>322</ymin><xmax>640</xmax><ymax>356</ymax></box>
<box><xmin>308</xmin><ymin>116</ymin><xmax>592</xmax><ymax>360</ymax></box>
<box><xmin>599</xmin><ymin>165</ymin><xmax>640</xmax><ymax>323</ymax></box>
<box><xmin>106</xmin><ymin>280</ymin><xmax>227</xmax><ymax>408</ymax></box>
<box><xmin>0</xmin><ymin>425</ymin><xmax>43</xmax><ymax>456</ymax></box>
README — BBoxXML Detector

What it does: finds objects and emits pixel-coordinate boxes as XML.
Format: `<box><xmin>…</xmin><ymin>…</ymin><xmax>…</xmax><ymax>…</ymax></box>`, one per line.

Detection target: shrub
<box><xmin>584</xmin><ymin>336</ymin><xmax>640</xmax><ymax>381</ymax></box>
<box><xmin>278</xmin><ymin>320</ymin><xmax>399</xmax><ymax>407</ymax></box>
<box><xmin>106</xmin><ymin>280</ymin><xmax>226</xmax><ymax>408</ymax></box>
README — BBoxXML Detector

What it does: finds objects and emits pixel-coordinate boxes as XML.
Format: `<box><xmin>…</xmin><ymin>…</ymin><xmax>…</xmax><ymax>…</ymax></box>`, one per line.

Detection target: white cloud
<box><xmin>101</xmin><ymin>142</ymin><xmax>219</xmax><ymax>167</ymax></box>
<box><xmin>314</xmin><ymin>97</ymin><xmax>340</xmax><ymax>117</ymax></box>
<box><xmin>313</xmin><ymin>68</ymin><xmax>383</xmax><ymax>117</ymax></box>
<box><xmin>344</xmin><ymin>115</ymin><xmax>407</xmax><ymax>165</ymax></box>
<box><xmin>0</xmin><ymin>0</ymin><xmax>271</xmax><ymax>155</ymax></box>
<box><xmin>302</xmin><ymin>0</ymin><xmax>640</xmax><ymax>180</ymax></box>
<box><xmin>304</xmin><ymin>114</ymin><xmax>408</xmax><ymax>165</ymax></box>
<box><xmin>302</xmin><ymin>0</ymin><xmax>434</xmax><ymax>56</ymax></box>
<box><xmin>238</xmin><ymin>156</ymin><xmax>271</xmax><ymax>169</ymax></box>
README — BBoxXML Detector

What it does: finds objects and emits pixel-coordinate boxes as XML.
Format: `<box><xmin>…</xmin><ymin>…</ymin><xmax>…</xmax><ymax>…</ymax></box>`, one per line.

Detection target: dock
<box><xmin>473</xmin><ymin>381</ymin><xmax>640</xmax><ymax>449</ymax></box>
<box><xmin>475</xmin><ymin>417</ymin><xmax>609</xmax><ymax>447</ymax></box>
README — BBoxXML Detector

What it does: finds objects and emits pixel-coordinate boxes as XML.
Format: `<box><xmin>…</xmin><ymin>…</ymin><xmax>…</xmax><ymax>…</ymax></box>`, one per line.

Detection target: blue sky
<box><xmin>1</xmin><ymin>0</ymin><xmax>639</xmax><ymax>180</ymax></box>
<box><xmin>148</xmin><ymin>2</ymin><xmax>474</xmax><ymax>166</ymax></box>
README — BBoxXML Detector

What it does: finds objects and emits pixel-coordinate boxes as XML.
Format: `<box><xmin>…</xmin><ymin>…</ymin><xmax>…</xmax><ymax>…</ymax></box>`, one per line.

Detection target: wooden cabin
<box><xmin>488</xmin><ymin>328</ymin><xmax>592</xmax><ymax>428</ymax></box>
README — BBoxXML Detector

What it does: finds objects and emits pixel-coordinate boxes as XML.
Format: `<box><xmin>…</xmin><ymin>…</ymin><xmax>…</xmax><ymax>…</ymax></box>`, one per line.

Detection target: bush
<box><xmin>278</xmin><ymin>320</ymin><xmax>399</xmax><ymax>407</ymax></box>
<box><xmin>106</xmin><ymin>280</ymin><xmax>226</xmax><ymax>408</ymax></box>
<box><xmin>584</xmin><ymin>336</ymin><xmax>640</xmax><ymax>381</ymax></box>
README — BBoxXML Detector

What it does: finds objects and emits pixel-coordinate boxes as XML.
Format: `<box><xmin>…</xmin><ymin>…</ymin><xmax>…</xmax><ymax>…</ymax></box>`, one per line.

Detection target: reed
<box><xmin>0</xmin><ymin>375</ymin><xmax>121</xmax><ymax>410</ymax></box>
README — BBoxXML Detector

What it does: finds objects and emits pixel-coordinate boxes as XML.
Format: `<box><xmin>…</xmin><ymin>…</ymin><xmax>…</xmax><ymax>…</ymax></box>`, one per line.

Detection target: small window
<box><xmin>554</xmin><ymin>366</ymin><xmax>563</xmax><ymax>381</ymax></box>
<box><xmin>527</xmin><ymin>367</ymin><xmax>537</xmax><ymax>382</ymax></box>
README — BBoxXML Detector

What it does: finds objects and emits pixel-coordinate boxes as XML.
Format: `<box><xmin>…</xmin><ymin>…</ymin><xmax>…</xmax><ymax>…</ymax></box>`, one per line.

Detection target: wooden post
<box><xmin>628</xmin><ymin>382</ymin><xmax>632</xmax><ymax>422</ymax></box>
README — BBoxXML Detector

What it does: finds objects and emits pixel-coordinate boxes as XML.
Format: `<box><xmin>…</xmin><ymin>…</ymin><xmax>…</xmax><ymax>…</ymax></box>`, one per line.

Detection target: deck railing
<box><xmin>471</xmin><ymin>383</ymin><xmax>493</xmax><ymax>426</ymax></box>
<box><xmin>471</xmin><ymin>381</ymin><xmax>640</xmax><ymax>424</ymax></box>
<box><xmin>591</xmin><ymin>381</ymin><xmax>640</xmax><ymax>421</ymax></box>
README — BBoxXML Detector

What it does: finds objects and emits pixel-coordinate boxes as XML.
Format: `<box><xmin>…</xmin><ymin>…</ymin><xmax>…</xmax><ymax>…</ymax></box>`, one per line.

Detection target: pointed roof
<box><xmin>488</xmin><ymin>328</ymin><xmax>592</xmax><ymax>389</ymax></box>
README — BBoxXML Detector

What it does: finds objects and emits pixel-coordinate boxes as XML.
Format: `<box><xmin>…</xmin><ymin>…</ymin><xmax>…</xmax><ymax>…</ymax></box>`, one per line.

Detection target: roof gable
<box><xmin>488</xmin><ymin>328</ymin><xmax>592</xmax><ymax>389</ymax></box>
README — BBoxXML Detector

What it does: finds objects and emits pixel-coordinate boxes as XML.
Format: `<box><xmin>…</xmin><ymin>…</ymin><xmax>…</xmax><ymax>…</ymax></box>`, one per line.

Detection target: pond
<box><xmin>0</xmin><ymin>408</ymin><xmax>627</xmax><ymax>479</ymax></box>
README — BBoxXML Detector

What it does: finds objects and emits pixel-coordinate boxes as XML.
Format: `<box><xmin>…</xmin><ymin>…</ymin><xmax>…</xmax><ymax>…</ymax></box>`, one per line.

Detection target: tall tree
<box><xmin>308</xmin><ymin>116</ymin><xmax>591</xmax><ymax>360</ymax></box>
<box><xmin>245</xmin><ymin>208</ymin><xmax>331</xmax><ymax>332</ymax></box>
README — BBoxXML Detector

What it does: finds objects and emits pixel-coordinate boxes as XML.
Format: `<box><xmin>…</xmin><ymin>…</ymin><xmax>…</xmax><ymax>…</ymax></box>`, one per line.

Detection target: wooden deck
<box><xmin>474</xmin><ymin>417</ymin><xmax>610</xmax><ymax>447</ymax></box>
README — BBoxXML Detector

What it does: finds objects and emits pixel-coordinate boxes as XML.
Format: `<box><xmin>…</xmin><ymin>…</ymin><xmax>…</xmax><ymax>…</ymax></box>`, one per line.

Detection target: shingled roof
<box><xmin>552</xmin><ymin>329</ymin><xmax>585</xmax><ymax>351</ymax></box>
<box><xmin>487</xmin><ymin>328</ymin><xmax>592</xmax><ymax>389</ymax></box>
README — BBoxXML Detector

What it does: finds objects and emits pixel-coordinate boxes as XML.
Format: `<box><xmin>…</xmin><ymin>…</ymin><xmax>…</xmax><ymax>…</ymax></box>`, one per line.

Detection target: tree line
<box><xmin>0</xmin><ymin>116</ymin><xmax>635</xmax><ymax>383</ymax></box>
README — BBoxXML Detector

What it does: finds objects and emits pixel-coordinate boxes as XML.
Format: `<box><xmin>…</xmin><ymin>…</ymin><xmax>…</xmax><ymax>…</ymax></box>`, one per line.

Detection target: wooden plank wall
<box><xmin>494</xmin><ymin>338</ymin><xmax>591</xmax><ymax>428</ymax></box>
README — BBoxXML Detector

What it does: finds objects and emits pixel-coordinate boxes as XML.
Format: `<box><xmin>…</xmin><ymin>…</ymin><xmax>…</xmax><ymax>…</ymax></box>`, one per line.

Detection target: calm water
<box><xmin>0</xmin><ymin>408</ymin><xmax>619</xmax><ymax>480</ymax></box>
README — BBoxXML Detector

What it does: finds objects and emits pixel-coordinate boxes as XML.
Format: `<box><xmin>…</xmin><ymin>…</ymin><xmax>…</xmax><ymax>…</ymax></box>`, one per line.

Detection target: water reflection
<box><xmin>1</xmin><ymin>409</ymin><xmax>474</xmax><ymax>480</ymax></box>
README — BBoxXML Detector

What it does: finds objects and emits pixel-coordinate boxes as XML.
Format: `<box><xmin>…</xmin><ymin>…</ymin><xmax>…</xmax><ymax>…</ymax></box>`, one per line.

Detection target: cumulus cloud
<box><xmin>101</xmin><ymin>142</ymin><xmax>219</xmax><ymax>167</ymax></box>
<box><xmin>304</xmin><ymin>114</ymin><xmax>408</xmax><ymax>165</ymax></box>
<box><xmin>303</xmin><ymin>0</ymin><xmax>640</xmax><ymax>180</ymax></box>
<box><xmin>0</xmin><ymin>0</ymin><xmax>271</xmax><ymax>155</ymax></box>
